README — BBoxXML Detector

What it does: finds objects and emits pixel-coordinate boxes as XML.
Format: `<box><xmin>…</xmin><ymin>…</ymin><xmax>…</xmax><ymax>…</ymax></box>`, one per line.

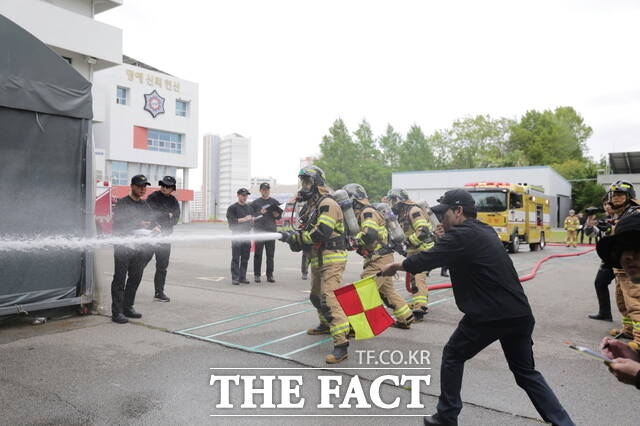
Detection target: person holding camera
<box><xmin>587</xmin><ymin>198</ymin><xmax>615</xmax><ymax>321</ymax></box>
<box><xmin>226</xmin><ymin>188</ymin><xmax>254</xmax><ymax>285</ymax></box>
<box><xmin>598</xmin><ymin>214</ymin><xmax>640</xmax><ymax>389</ymax></box>
<box><xmin>250</xmin><ymin>182</ymin><xmax>282</xmax><ymax>283</ymax></box>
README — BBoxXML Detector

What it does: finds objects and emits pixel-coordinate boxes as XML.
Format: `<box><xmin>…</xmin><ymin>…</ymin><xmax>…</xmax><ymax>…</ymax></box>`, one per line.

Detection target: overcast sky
<box><xmin>97</xmin><ymin>0</ymin><xmax>639</xmax><ymax>187</ymax></box>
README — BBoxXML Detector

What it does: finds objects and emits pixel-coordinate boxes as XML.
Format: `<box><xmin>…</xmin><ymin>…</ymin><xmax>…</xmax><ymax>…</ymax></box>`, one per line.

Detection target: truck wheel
<box><xmin>539</xmin><ymin>232</ymin><xmax>545</xmax><ymax>250</ymax></box>
<box><xmin>509</xmin><ymin>234</ymin><xmax>520</xmax><ymax>253</ymax></box>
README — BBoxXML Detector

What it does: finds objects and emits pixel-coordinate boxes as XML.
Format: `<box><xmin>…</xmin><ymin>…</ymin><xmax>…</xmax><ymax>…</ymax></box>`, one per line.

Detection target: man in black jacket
<box><xmin>250</xmin><ymin>182</ymin><xmax>282</xmax><ymax>283</ymax></box>
<box><xmin>226</xmin><ymin>188</ymin><xmax>253</xmax><ymax>285</ymax></box>
<box><xmin>147</xmin><ymin>176</ymin><xmax>181</xmax><ymax>302</ymax></box>
<box><xmin>381</xmin><ymin>189</ymin><xmax>574</xmax><ymax>426</ymax></box>
<box><xmin>111</xmin><ymin>175</ymin><xmax>158</xmax><ymax>324</ymax></box>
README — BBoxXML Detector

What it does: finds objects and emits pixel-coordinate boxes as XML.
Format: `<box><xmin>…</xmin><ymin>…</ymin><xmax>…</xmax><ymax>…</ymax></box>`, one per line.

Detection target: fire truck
<box><xmin>464</xmin><ymin>182</ymin><xmax>551</xmax><ymax>253</ymax></box>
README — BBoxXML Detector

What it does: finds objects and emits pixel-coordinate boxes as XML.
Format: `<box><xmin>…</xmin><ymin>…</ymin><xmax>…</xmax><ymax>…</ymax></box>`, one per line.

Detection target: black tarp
<box><xmin>0</xmin><ymin>14</ymin><xmax>92</xmax><ymax>310</ymax></box>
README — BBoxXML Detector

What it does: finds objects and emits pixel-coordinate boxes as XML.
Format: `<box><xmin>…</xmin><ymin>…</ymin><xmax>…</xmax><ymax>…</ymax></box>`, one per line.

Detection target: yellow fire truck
<box><xmin>464</xmin><ymin>182</ymin><xmax>551</xmax><ymax>253</ymax></box>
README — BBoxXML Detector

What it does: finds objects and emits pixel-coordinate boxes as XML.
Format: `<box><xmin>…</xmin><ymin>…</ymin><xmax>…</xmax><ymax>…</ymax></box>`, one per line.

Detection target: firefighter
<box><xmin>386</xmin><ymin>188</ymin><xmax>435</xmax><ymax>320</ymax></box>
<box><xmin>279</xmin><ymin>166</ymin><xmax>350</xmax><ymax>363</ymax></box>
<box><xmin>564</xmin><ymin>209</ymin><xmax>580</xmax><ymax>247</ymax></box>
<box><xmin>605</xmin><ymin>181</ymin><xmax>640</xmax><ymax>349</ymax></box>
<box><xmin>343</xmin><ymin>183</ymin><xmax>414</xmax><ymax>329</ymax></box>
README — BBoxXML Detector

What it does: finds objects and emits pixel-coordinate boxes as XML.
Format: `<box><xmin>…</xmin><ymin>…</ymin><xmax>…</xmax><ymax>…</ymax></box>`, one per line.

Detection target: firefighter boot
<box><xmin>392</xmin><ymin>314</ymin><xmax>414</xmax><ymax>329</ymax></box>
<box><xmin>413</xmin><ymin>309</ymin><xmax>425</xmax><ymax>323</ymax></box>
<box><xmin>325</xmin><ymin>343</ymin><xmax>348</xmax><ymax>364</ymax></box>
<box><xmin>307</xmin><ymin>324</ymin><xmax>330</xmax><ymax>335</ymax></box>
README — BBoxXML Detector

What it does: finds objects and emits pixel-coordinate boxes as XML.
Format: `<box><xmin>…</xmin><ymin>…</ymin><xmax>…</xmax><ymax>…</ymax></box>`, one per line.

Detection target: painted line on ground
<box><xmin>250</xmin><ymin>330</ymin><xmax>308</xmax><ymax>349</ymax></box>
<box><xmin>282</xmin><ymin>337</ymin><xmax>333</xmax><ymax>357</ymax></box>
<box><xmin>204</xmin><ymin>308</ymin><xmax>315</xmax><ymax>338</ymax></box>
<box><xmin>174</xmin><ymin>330</ymin><xmax>289</xmax><ymax>359</ymax></box>
<box><xmin>176</xmin><ymin>299</ymin><xmax>310</xmax><ymax>333</ymax></box>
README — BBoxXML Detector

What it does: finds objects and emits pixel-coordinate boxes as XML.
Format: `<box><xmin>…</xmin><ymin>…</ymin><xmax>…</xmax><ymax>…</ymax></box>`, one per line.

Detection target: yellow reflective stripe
<box><xmin>309</xmin><ymin>251</ymin><xmax>348</xmax><ymax>267</ymax></box>
<box><xmin>623</xmin><ymin>317</ymin><xmax>632</xmax><ymax>324</ymax></box>
<box><xmin>318</xmin><ymin>214</ymin><xmax>336</xmax><ymax>227</ymax></box>
<box><xmin>410</xmin><ymin>296</ymin><xmax>428</xmax><ymax>303</ymax></box>
<box><xmin>362</xmin><ymin>220</ymin><xmax>384</xmax><ymax>230</ymax></box>
<box><xmin>330</xmin><ymin>322</ymin><xmax>350</xmax><ymax>335</ymax></box>
<box><xmin>301</xmin><ymin>231</ymin><xmax>313</xmax><ymax>244</ymax></box>
<box><xmin>393</xmin><ymin>304</ymin><xmax>411</xmax><ymax>318</ymax></box>
<box><xmin>318</xmin><ymin>314</ymin><xmax>329</xmax><ymax>325</ymax></box>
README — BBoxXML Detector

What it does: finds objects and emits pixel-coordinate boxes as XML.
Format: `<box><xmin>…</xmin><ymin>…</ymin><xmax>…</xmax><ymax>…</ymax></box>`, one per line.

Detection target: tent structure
<box><xmin>0</xmin><ymin>14</ymin><xmax>94</xmax><ymax>315</ymax></box>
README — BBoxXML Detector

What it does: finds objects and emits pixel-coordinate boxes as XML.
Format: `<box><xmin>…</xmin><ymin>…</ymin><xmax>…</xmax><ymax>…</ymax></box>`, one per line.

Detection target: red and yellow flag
<box><xmin>334</xmin><ymin>276</ymin><xmax>394</xmax><ymax>340</ymax></box>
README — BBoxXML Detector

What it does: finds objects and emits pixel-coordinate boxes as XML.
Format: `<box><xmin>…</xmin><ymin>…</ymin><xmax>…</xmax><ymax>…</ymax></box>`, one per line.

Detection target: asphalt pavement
<box><xmin>0</xmin><ymin>223</ymin><xmax>635</xmax><ymax>425</ymax></box>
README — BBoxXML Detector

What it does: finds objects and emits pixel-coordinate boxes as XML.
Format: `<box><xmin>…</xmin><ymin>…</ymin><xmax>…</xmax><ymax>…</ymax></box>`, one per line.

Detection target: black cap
<box><xmin>597</xmin><ymin>214</ymin><xmax>640</xmax><ymax>268</ymax></box>
<box><xmin>237</xmin><ymin>188</ymin><xmax>250</xmax><ymax>195</ymax></box>
<box><xmin>131</xmin><ymin>174</ymin><xmax>151</xmax><ymax>186</ymax></box>
<box><xmin>260</xmin><ymin>182</ymin><xmax>271</xmax><ymax>190</ymax></box>
<box><xmin>431</xmin><ymin>189</ymin><xmax>475</xmax><ymax>217</ymax></box>
<box><xmin>159</xmin><ymin>175</ymin><xmax>177</xmax><ymax>187</ymax></box>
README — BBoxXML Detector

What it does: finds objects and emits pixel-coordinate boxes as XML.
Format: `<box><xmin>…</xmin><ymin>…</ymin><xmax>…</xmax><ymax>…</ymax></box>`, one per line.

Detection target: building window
<box><xmin>176</xmin><ymin>100</ymin><xmax>188</xmax><ymax>117</ymax></box>
<box><xmin>147</xmin><ymin>129</ymin><xmax>183</xmax><ymax>154</ymax></box>
<box><xmin>111</xmin><ymin>161</ymin><xmax>129</xmax><ymax>185</ymax></box>
<box><xmin>116</xmin><ymin>86</ymin><xmax>128</xmax><ymax>105</ymax></box>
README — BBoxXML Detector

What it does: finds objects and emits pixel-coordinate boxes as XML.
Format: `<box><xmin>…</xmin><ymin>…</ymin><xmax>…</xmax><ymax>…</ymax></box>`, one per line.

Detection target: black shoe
<box><xmin>112</xmin><ymin>313</ymin><xmax>128</xmax><ymax>324</ymax></box>
<box><xmin>232</xmin><ymin>280</ymin><xmax>239</xmax><ymax>285</ymax></box>
<box><xmin>267</xmin><ymin>276</ymin><xmax>275</xmax><ymax>283</ymax></box>
<box><xmin>154</xmin><ymin>292</ymin><xmax>170</xmax><ymax>302</ymax></box>
<box><xmin>424</xmin><ymin>414</ymin><xmax>456</xmax><ymax>426</ymax></box>
<box><xmin>301</xmin><ymin>273</ymin><xmax>308</xmax><ymax>280</ymax></box>
<box><xmin>123</xmin><ymin>308</ymin><xmax>142</xmax><ymax>319</ymax></box>
<box><xmin>255</xmin><ymin>276</ymin><xmax>261</xmax><ymax>283</ymax></box>
<box><xmin>239</xmin><ymin>279</ymin><xmax>250</xmax><ymax>284</ymax></box>
<box><xmin>588</xmin><ymin>313</ymin><xmax>612</xmax><ymax>321</ymax></box>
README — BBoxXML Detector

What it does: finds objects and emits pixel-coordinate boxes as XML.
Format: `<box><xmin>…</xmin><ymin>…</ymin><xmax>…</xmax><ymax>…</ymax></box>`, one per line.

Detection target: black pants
<box><xmin>153</xmin><ymin>243</ymin><xmax>171</xmax><ymax>294</ymax></box>
<box><xmin>437</xmin><ymin>315</ymin><xmax>574</xmax><ymax>426</ymax></box>
<box><xmin>231</xmin><ymin>241</ymin><xmax>250</xmax><ymax>281</ymax></box>
<box><xmin>301</xmin><ymin>251</ymin><xmax>309</xmax><ymax>275</ymax></box>
<box><xmin>253</xmin><ymin>240</ymin><xmax>275</xmax><ymax>277</ymax></box>
<box><xmin>111</xmin><ymin>246</ymin><xmax>153</xmax><ymax>316</ymax></box>
<box><xmin>594</xmin><ymin>267</ymin><xmax>615</xmax><ymax>316</ymax></box>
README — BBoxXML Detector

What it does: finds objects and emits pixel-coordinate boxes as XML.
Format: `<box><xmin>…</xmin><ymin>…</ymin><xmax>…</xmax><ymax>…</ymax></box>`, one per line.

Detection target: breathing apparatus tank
<box><xmin>333</xmin><ymin>189</ymin><xmax>360</xmax><ymax>236</ymax></box>
<box><xmin>372</xmin><ymin>202</ymin><xmax>405</xmax><ymax>244</ymax></box>
<box><xmin>417</xmin><ymin>200</ymin><xmax>441</xmax><ymax>229</ymax></box>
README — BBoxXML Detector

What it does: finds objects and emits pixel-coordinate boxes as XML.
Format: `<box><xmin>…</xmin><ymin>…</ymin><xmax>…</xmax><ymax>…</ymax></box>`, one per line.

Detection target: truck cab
<box><xmin>464</xmin><ymin>182</ymin><xmax>551</xmax><ymax>253</ymax></box>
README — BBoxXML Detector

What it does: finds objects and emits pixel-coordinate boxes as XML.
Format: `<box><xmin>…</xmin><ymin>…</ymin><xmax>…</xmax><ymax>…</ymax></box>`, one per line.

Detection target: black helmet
<box><xmin>608</xmin><ymin>180</ymin><xmax>636</xmax><ymax>200</ymax></box>
<box><xmin>343</xmin><ymin>183</ymin><xmax>368</xmax><ymax>201</ymax></box>
<box><xmin>298</xmin><ymin>165</ymin><xmax>326</xmax><ymax>200</ymax></box>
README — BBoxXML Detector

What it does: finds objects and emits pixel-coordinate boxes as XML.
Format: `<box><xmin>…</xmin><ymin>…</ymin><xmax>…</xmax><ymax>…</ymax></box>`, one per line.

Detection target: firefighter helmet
<box><xmin>386</xmin><ymin>188</ymin><xmax>410</xmax><ymax>204</ymax></box>
<box><xmin>298</xmin><ymin>165</ymin><xmax>326</xmax><ymax>200</ymax></box>
<box><xmin>608</xmin><ymin>180</ymin><xmax>636</xmax><ymax>200</ymax></box>
<box><xmin>343</xmin><ymin>183</ymin><xmax>368</xmax><ymax>201</ymax></box>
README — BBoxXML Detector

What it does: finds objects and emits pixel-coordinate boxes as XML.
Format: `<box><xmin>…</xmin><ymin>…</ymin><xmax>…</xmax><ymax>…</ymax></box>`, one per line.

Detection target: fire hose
<box><xmin>405</xmin><ymin>246</ymin><xmax>597</xmax><ymax>292</ymax></box>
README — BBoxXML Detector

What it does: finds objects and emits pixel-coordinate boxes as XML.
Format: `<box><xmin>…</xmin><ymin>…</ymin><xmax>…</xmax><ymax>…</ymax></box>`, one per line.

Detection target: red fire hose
<box><xmin>419</xmin><ymin>246</ymin><xmax>596</xmax><ymax>291</ymax></box>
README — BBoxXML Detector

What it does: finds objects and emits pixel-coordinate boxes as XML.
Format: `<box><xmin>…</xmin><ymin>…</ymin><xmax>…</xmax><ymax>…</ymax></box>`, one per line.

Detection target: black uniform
<box><xmin>251</xmin><ymin>197</ymin><xmax>282</xmax><ymax>279</ymax></box>
<box><xmin>147</xmin><ymin>190</ymin><xmax>180</xmax><ymax>295</ymax></box>
<box><xmin>403</xmin><ymin>218</ymin><xmax>574</xmax><ymax>426</ymax></box>
<box><xmin>111</xmin><ymin>196</ymin><xmax>154</xmax><ymax>316</ymax></box>
<box><xmin>226</xmin><ymin>202</ymin><xmax>253</xmax><ymax>282</ymax></box>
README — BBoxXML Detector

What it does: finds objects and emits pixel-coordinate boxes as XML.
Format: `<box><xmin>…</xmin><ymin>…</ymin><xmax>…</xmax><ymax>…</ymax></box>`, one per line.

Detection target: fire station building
<box><xmin>93</xmin><ymin>55</ymin><xmax>198</xmax><ymax>222</ymax></box>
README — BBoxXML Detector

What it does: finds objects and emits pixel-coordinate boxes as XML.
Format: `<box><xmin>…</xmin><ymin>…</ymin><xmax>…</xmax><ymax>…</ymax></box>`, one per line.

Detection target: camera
<box><xmin>584</xmin><ymin>206</ymin><xmax>604</xmax><ymax>216</ymax></box>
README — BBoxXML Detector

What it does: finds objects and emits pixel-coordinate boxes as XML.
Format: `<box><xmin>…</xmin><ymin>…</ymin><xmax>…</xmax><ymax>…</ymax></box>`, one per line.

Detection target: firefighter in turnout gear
<box><xmin>386</xmin><ymin>188</ymin><xmax>435</xmax><ymax>320</ymax></box>
<box><xmin>605</xmin><ymin>181</ymin><xmax>640</xmax><ymax>350</ymax></box>
<box><xmin>343</xmin><ymin>184</ymin><xmax>415</xmax><ymax>329</ymax></box>
<box><xmin>279</xmin><ymin>166</ymin><xmax>350</xmax><ymax>363</ymax></box>
<box><xmin>564</xmin><ymin>209</ymin><xmax>580</xmax><ymax>247</ymax></box>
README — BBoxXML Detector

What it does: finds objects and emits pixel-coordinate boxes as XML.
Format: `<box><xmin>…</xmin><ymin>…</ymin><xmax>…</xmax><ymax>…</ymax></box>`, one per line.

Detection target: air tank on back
<box><xmin>417</xmin><ymin>200</ymin><xmax>441</xmax><ymax>229</ymax></box>
<box><xmin>372</xmin><ymin>202</ymin><xmax>405</xmax><ymax>244</ymax></box>
<box><xmin>332</xmin><ymin>189</ymin><xmax>360</xmax><ymax>236</ymax></box>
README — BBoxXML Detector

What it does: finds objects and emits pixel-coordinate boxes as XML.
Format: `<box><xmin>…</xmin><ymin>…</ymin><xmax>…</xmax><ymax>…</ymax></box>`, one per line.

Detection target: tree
<box><xmin>551</xmin><ymin>158</ymin><xmax>606</xmax><ymax>212</ymax></box>
<box><xmin>397</xmin><ymin>125</ymin><xmax>435</xmax><ymax>172</ymax></box>
<box><xmin>509</xmin><ymin>107</ymin><xmax>592</xmax><ymax>165</ymax></box>
<box><xmin>315</xmin><ymin>118</ymin><xmax>357</xmax><ymax>190</ymax></box>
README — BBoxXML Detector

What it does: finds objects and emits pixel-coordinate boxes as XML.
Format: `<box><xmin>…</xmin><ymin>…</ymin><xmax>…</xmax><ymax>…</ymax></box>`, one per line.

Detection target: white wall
<box><xmin>93</xmin><ymin>64</ymin><xmax>199</xmax><ymax>171</ymax></box>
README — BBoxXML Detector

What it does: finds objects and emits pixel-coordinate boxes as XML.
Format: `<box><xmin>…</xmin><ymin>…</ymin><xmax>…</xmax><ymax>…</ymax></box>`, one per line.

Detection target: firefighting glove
<box><xmin>279</xmin><ymin>230</ymin><xmax>297</xmax><ymax>243</ymax></box>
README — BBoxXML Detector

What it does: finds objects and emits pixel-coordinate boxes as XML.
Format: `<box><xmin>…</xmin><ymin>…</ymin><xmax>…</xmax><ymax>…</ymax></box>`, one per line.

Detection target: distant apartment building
<box><xmin>190</xmin><ymin>190</ymin><xmax>205</xmax><ymax>221</ymax></box>
<box><xmin>202</xmin><ymin>133</ymin><xmax>251</xmax><ymax>218</ymax></box>
<box><xmin>250</xmin><ymin>177</ymin><xmax>277</xmax><ymax>187</ymax></box>
<box><xmin>300</xmin><ymin>156</ymin><xmax>317</xmax><ymax>169</ymax></box>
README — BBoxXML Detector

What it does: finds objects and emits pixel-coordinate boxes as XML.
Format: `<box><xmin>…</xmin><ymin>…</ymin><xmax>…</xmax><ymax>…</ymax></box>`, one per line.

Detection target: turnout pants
<box><xmin>593</xmin><ymin>266</ymin><xmax>615</xmax><ymax>317</ymax></box>
<box><xmin>361</xmin><ymin>253</ymin><xmax>412</xmax><ymax>323</ymax></box>
<box><xmin>309</xmin><ymin>256</ymin><xmax>349</xmax><ymax>346</ymax></box>
<box><xmin>153</xmin><ymin>243</ymin><xmax>171</xmax><ymax>294</ymax></box>
<box><xmin>565</xmin><ymin>230</ymin><xmax>577</xmax><ymax>246</ymax></box>
<box><xmin>407</xmin><ymin>248</ymin><xmax>429</xmax><ymax>310</ymax></box>
<box><xmin>614</xmin><ymin>271</ymin><xmax>640</xmax><ymax>342</ymax></box>
<box><xmin>111</xmin><ymin>246</ymin><xmax>153</xmax><ymax>316</ymax></box>
<box><xmin>254</xmin><ymin>239</ymin><xmax>275</xmax><ymax>278</ymax></box>
<box><xmin>437</xmin><ymin>315</ymin><xmax>574</xmax><ymax>426</ymax></box>
<box><xmin>231</xmin><ymin>240</ymin><xmax>251</xmax><ymax>281</ymax></box>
